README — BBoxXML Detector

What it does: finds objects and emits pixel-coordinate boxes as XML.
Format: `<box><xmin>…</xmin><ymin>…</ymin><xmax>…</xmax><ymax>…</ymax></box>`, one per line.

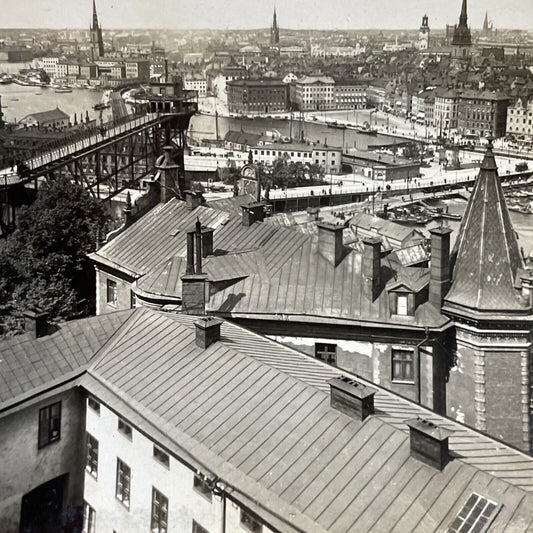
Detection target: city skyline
<box><xmin>2</xmin><ymin>0</ymin><xmax>533</xmax><ymax>31</ymax></box>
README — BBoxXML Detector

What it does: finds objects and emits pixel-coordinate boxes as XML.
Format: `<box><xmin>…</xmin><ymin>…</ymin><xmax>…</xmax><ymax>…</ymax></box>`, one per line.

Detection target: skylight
<box><xmin>448</xmin><ymin>493</ymin><xmax>499</xmax><ymax>533</ymax></box>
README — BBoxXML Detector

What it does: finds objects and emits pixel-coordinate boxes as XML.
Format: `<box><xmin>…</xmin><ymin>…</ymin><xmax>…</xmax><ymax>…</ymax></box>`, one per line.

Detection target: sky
<box><xmin>2</xmin><ymin>0</ymin><xmax>532</xmax><ymax>31</ymax></box>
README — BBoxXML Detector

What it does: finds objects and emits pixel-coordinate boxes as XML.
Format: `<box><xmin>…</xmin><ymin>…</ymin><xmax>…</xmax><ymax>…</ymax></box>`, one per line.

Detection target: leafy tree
<box><xmin>0</xmin><ymin>176</ymin><xmax>109</xmax><ymax>336</ymax></box>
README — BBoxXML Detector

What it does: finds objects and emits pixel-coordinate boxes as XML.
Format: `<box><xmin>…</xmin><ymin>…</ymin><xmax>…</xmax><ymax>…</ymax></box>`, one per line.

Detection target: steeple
<box><xmin>444</xmin><ymin>140</ymin><xmax>525</xmax><ymax>316</ymax></box>
<box><xmin>90</xmin><ymin>0</ymin><xmax>104</xmax><ymax>59</ymax></box>
<box><xmin>483</xmin><ymin>11</ymin><xmax>489</xmax><ymax>31</ymax></box>
<box><xmin>452</xmin><ymin>0</ymin><xmax>472</xmax><ymax>47</ymax></box>
<box><xmin>92</xmin><ymin>0</ymin><xmax>99</xmax><ymax>28</ymax></box>
<box><xmin>270</xmin><ymin>7</ymin><xmax>280</xmax><ymax>46</ymax></box>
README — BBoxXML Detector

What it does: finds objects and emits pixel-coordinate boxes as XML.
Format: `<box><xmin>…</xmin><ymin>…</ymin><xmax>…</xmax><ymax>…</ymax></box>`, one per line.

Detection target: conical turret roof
<box><xmin>445</xmin><ymin>141</ymin><xmax>525</xmax><ymax>315</ymax></box>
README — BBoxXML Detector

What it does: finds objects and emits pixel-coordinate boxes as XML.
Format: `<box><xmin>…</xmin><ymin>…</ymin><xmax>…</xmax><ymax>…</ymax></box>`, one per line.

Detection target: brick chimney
<box><xmin>194</xmin><ymin>316</ymin><xmax>223</xmax><ymax>349</ymax></box>
<box><xmin>328</xmin><ymin>376</ymin><xmax>376</xmax><ymax>421</ymax></box>
<box><xmin>406</xmin><ymin>418</ymin><xmax>453</xmax><ymax>471</ymax></box>
<box><xmin>241</xmin><ymin>203</ymin><xmax>264</xmax><ymax>227</ymax></box>
<box><xmin>362</xmin><ymin>236</ymin><xmax>382</xmax><ymax>301</ymax></box>
<box><xmin>24</xmin><ymin>310</ymin><xmax>48</xmax><ymax>338</ymax></box>
<box><xmin>429</xmin><ymin>225</ymin><xmax>452</xmax><ymax>310</ymax></box>
<box><xmin>317</xmin><ymin>222</ymin><xmax>345</xmax><ymax>267</ymax></box>
<box><xmin>201</xmin><ymin>227</ymin><xmax>214</xmax><ymax>257</ymax></box>
<box><xmin>185</xmin><ymin>190</ymin><xmax>203</xmax><ymax>210</ymax></box>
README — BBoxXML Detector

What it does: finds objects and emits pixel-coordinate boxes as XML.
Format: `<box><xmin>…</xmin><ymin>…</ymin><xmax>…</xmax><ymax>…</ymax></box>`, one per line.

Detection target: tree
<box><xmin>0</xmin><ymin>176</ymin><xmax>109</xmax><ymax>336</ymax></box>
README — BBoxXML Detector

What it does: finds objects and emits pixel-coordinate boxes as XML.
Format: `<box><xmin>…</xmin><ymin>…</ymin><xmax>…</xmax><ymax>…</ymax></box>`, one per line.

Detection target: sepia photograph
<box><xmin>0</xmin><ymin>1</ymin><xmax>533</xmax><ymax>532</ymax></box>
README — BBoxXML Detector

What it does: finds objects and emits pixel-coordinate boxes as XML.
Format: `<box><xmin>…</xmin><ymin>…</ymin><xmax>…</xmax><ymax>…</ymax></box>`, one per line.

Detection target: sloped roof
<box><xmin>445</xmin><ymin>143</ymin><xmax>527</xmax><ymax>315</ymax></box>
<box><xmin>22</xmin><ymin>107</ymin><xmax>69</xmax><ymax>122</ymax></box>
<box><xmin>0</xmin><ymin>309</ymin><xmax>134</xmax><ymax>408</ymax></box>
<box><xmin>223</xmin><ymin>130</ymin><xmax>262</xmax><ymax>146</ymax></box>
<box><xmin>82</xmin><ymin>308</ymin><xmax>533</xmax><ymax>532</ymax></box>
<box><xmin>205</xmin><ymin>194</ymin><xmax>255</xmax><ymax>215</ymax></box>
<box><xmin>350</xmin><ymin>212</ymin><xmax>425</xmax><ymax>245</ymax></box>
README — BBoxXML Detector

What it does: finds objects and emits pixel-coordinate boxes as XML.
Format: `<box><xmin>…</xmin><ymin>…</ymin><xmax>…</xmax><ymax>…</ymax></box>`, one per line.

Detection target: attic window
<box><xmin>447</xmin><ymin>493</ymin><xmax>500</xmax><ymax>533</ymax></box>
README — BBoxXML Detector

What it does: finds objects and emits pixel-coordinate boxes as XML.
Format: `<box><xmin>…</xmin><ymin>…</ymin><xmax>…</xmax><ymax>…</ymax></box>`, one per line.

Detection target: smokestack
<box><xmin>362</xmin><ymin>237</ymin><xmax>382</xmax><ymax>301</ymax></box>
<box><xmin>428</xmin><ymin>226</ymin><xmax>452</xmax><ymax>310</ymax></box>
<box><xmin>317</xmin><ymin>222</ymin><xmax>345</xmax><ymax>267</ymax></box>
<box><xmin>186</xmin><ymin>231</ymin><xmax>195</xmax><ymax>275</ymax></box>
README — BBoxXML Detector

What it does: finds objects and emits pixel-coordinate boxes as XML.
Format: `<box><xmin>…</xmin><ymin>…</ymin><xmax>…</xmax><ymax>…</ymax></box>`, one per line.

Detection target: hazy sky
<box><xmin>2</xmin><ymin>0</ymin><xmax>532</xmax><ymax>30</ymax></box>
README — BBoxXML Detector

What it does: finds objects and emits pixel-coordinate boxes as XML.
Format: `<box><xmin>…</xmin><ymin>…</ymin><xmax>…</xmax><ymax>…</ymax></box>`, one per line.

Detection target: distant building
<box><xmin>227</xmin><ymin>79</ymin><xmax>288</xmax><ymax>114</ymax></box>
<box><xmin>19</xmin><ymin>108</ymin><xmax>70</xmax><ymax>130</ymax></box>
<box><xmin>451</xmin><ymin>0</ymin><xmax>472</xmax><ymax>59</ymax></box>
<box><xmin>270</xmin><ymin>8</ymin><xmax>279</xmax><ymax>46</ymax></box>
<box><xmin>223</xmin><ymin>130</ymin><xmax>262</xmax><ymax>152</ymax></box>
<box><xmin>183</xmin><ymin>52</ymin><xmax>203</xmax><ymax>65</ymax></box>
<box><xmin>252</xmin><ymin>140</ymin><xmax>342</xmax><ymax>174</ymax></box>
<box><xmin>457</xmin><ymin>91</ymin><xmax>510</xmax><ymax>139</ymax></box>
<box><xmin>90</xmin><ymin>0</ymin><xmax>105</xmax><ymax>60</ymax></box>
<box><xmin>434</xmin><ymin>89</ymin><xmax>461</xmax><ymax>132</ymax></box>
<box><xmin>183</xmin><ymin>74</ymin><xmax>207</xmax><ymax>97</ymax></box>
<box><xmin>310</xmin><ymin>44</ymin><xmax>365</xmax><ymax>57</ymax></box>
<box><xmin>291</xmin><ymin>75</ymin><xmax>335</xmax><ymax>111</ymax></box>
<box><xmin>418</xmin><ymin>14</ymin><xmax>430</xmax><ymax>50</ymax></box>
<box><xmin>334</xmin><ymin>79</ymin><xmax>367</xmax><ymax>110</ymax></box>
<box><xmin>507</xmin><ymin>98</ymin><xmax>533</xmax><ymax>139</ymax></box>
<box><xmin>124</xmin><ymin>58</ymin><xmax>150</xmax><ymax>81</ymax></box>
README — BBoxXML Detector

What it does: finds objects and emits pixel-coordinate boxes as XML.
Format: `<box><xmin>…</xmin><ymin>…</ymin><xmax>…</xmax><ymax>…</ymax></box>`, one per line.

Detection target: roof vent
<box><xmin>194</xmin><ymin>316</ymin><xmax>223</xmax><ymax>349</ymax></box>
<box><xmin>406</xmin><ymin>417</ymin><xmax>453</xmax><ymax>471</ymax></box>
<box><xmin>23</xmin><ymin>310</ymin><xmax>48</xmax><ymax>338</ymax></box>
<box><xmin>328</xmin><ymin>376</ymin><xmax>376</xmax><ymax>421</ymax></box>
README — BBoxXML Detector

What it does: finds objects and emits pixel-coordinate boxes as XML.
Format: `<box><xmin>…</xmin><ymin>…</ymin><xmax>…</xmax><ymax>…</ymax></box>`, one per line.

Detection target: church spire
<box><xmin>483</xmin><ymin>11</ymin><xmax>489</xmax><ymax>31</ymax></box>
<box><xmin>459</xmin><ymin>0</ymin><xmax>468</xmax><ymax>26</ymax></box>
<box><xmin>452</xmin><ymin>0</ymin><xmax>472</xmax><ymax>47</ymax></box>
<box><xmin>270</xmin><ymin>7</ymin><xmax>280</xmax><ymax>46</ymax></box>
<box><xmin>92</xmin><ymin>0</ymin><xmax>99</xmax><ymax>29</ymax></box>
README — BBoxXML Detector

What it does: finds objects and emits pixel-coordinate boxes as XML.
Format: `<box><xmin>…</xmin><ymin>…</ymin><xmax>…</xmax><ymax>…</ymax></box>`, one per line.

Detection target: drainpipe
<box><xmin>415</xmin><ymin>327</ymin><xmax>430</xmax><ymax>404</ymax></box>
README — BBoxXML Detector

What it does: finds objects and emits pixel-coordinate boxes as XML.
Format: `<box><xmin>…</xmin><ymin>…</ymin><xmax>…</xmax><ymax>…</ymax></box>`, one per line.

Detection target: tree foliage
<box><xmin>0</xmin><ymin>176</ymin><xmax>109</xmax><ymax>336</ymax></box>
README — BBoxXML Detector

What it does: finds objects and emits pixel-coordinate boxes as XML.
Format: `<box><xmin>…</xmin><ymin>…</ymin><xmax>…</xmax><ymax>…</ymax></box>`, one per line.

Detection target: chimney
<box><xmin>155</xmin><ymin>146</ymin><xmax>180</xmax><ymax>203</ymax></box>
<box><xmin>186</xmin><ymin>231</ymin><xmax>195</xmax><ymax>275</ymax></box>
<box><xmin>362</xmin><ymin>236</ymin><xmax>382</xmax><ymax>301</ymax></box>
<box><xmin>194</xmin><ymin>316</ymin><xmax>223</xmax><ymax>349</ymax></box>
<box><xmin>241</xmin><ymin>202</ymin><xmax>264</xmax><ymax>227</ymax></box>
<box><xmin>317</xmin><ymin>222</ymin><xmax>345</xmax><ymax>267</ymax></box>
<box><xmin>201</xmin><ymin>227</ymin><xmax>214</xmax><ymax>257</ymax></box>
<box><xmin>195</xmin><ymin>219</ymin><xmax>202</xmax><ymax>274</ymax></box>
<box><xmin>406</xmin><ymin>418</ymin><xmax>453</xmax><ymax>471</ymax></box>
<box><xmin>24</xmin><ymin>310</ymin><xmax>48</xmax><ymax>338</ymax></box>
<box><xmin>185</xmin><ymin>190</ymin><xmax>203</xmax><ymax>210</ymax></box>
<box><xmin>429</xmin><ymin>225</ymin><xmax>452</xmax><ymax>310</ymax></box>
<box><xmin>328</xmin><ymin>376</ymin><xmax>376</xmax><ymax>421</ymax></box>
<box><xmin>181</xmin><ymin>274</ymin><xmax>208</xmax><ymax>315</ymax></box>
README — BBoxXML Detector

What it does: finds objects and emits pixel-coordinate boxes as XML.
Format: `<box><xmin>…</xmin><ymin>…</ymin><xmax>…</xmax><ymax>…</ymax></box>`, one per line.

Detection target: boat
<box><xmin>356</xmin><ymin>127</ymin><xmax>378</xmax><ymax>135</ymax></box>
<box><xmin>34</xmin><ymin>92</ymin><xmax>42</xmax><ymax>96</ymax></box>
<box><xmin>54</xmin><ymin>86</ymin><xmax>72</xmax><ymax>93</ymax></box>
<box><xmin>0</xmin><ymin>76</ymin><xmax>12</xmax><ymax>84</ymax></box>
<box><xmin>93</xmin><ymin>102</ymin><xmax>110</xmax><ymax>111</ymax></box>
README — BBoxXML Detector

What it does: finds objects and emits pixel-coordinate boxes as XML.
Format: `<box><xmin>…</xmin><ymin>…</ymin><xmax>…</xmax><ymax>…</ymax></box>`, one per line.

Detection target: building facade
<box><xmin>334</xmin><ymin>79</ymin><xmax>367</xmax><ymax>110</ymax></box>
<box><xmin>457</xmin><ymin>91</ymin><xmax>510</xmax><ymax>138</ymax></box>
<box><xmin>227</xmin><ymin>79</ymin><xmax>289</xmax><ymax>114</ymax></box>
<box><xmin>506</xmin><ymin>98</ymin><xmax>533</xmax><ymax>138</ymax></box>
<box><xmin>291</xmin><ymin>75</ymin><xmax>335</xmax><ymax>111</ymax></box>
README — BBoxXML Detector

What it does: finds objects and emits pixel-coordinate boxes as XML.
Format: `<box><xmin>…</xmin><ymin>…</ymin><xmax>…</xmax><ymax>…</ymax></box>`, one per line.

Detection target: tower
<box><xmin>452</xmin><ymin>0</ymin><xmax>472</xmax><ymax>59</ymax></box>
<box><xmin>482</xmin><ymin>12</ymin><xmax>493</xmax><ymax>38</ymax></box>
<box><xmin>418</xmin><ymin>14</ymin><xmax>430</xmax><ymax>50</ymax></box>
<box><xmin>443</xmin><ymin>140</ymin><xmax>533</xmax><ymax>453</ymax></box>
<box><xmin>90</xmin><ymin>0</ymin><xmax>105</xmax><ymax>60</ymax></box>
<box><xmin>270</xmin><ymin>8</ymin><xmax>280</xmax><ymax>46</ymax></box>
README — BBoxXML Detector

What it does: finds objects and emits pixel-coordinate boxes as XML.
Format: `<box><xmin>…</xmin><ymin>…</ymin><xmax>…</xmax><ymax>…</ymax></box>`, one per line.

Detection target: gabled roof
<box><xmin>0</xmin><ymin>309</ymin><xmax>134</xmax><ymax>409</ymax></box>
<box><xmin>445</xmin><ymin>143</ymin><xmax>527</xmax><ymax>315</ymax></box>
<box><xmin>21</xmin><ymin>108</ymin><xmax>69</xmax><ymax>122</ymax></box>
<box><xmin>82</xmin><ymin>308</ymin><xmax>533</xmax><ymax>532</ymax></box>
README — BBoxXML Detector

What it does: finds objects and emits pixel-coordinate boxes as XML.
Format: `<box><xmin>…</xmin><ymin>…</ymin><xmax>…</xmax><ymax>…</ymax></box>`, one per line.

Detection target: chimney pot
<box><xmin>23</xmin><ymin>310</ymin><xmax>48</xmax><ymax>338</ymax></box>
<box><xmin>241</xmin><ymin>202</ymin><xmax>265</xmax><ymax>227</ymax></box>
<box><xmin>194</xmin><ymin>316</ymin><xmax>223</xmax><ymax>349</ymax></box>
<box><xmin>329</xmin><ymin>376</ymin><xmax>376</xmax><ymax>421</ymax></box>
<box><xmin>317</xmin><ymin>222</ymin><xmax>345</xmax><ymax>267</ymax></box>
<box><xmin>406</xmin><ymin>417</ymin><xmax>453</xmax><ymax>471</ymax></box>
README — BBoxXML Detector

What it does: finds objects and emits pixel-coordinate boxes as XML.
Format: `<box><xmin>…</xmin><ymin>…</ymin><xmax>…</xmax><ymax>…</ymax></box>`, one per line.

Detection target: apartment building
<box><xmin>227</xmin><ymin>79</ymin><xmax>289</xmax><ymax>114</ymax></box>
<box><xmin>291</xmin><ymin>75</ymin><xmax>335</xmax><ymax>111</ymax></box>
<box><xmin>334</xmin><ymin>78</ymin><xmax>367</xmax><ymax>110</ymax></box>
<box><xmin>506</xmin><ymin>97</ymin><xmax>533</xmax><ymax>138</ymax></box>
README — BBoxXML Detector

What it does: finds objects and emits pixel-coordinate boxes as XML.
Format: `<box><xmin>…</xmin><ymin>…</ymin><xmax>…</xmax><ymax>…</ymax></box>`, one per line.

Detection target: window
<box><xmin>82</xmin><ymin>501</ymin><xmax>96</xmax><ymax>533</ymax></box>
<box><xmin>315</xmin><ymin>343</ymin><xmax>337</xmax><ymax>365</ymax></box>
<box><xmin>106</xmin><ymin>279</ymin><xmax>118</xmax><ymax>306</ymax></box>
<box><xmin>151</xmin><ymin>488</ymin><xmax>168</xmax><ymax>533</ymax></box>
<box><xmin>392</xmin><ymin>349</ymin><xmax>414</xmax><ymax>382</ymax></box>
<box><xmin>116</xmin><ymin>458</ymin><xmax>131</xmax><ymax>509</ymax></box>
<box><xmin>192</xmin><ymin>521</ymin><xmax>210</xmax><ymax>533</ymax></box>
<box><xmin>88</xmin><ymin>397</ymin><xmax>100</xmax><ymax>414</ymax></box>
<box><xmin>448</xmin><ymin>493</ymin><xmax>499</xmax><ymax>533</ymax></box>
<box><xmin>38</xmin><ymin>402</ymin><xmax>61</xmax><ymax>448</ymax></box>
<box><xmin>240</xmin><ymin>509</ymin><xmax>262</xmax><ymax>533</ymax></box>
<box><xmin>397</xmin><ymin>294</ymin><xmax>408</xmax><ymax>315</ymax></box>
<box><xmin>118</xmin><ymin>418</ymin><xmax>132</xmax><ymax>440</ymax></box>
<box><xmin>153</xmin><ymin>445</ymin><xmax>170</xmax><ymax>468</ymax></box>
<box><xmin>193</xmin><ymin>475</ymin><xmax>212</xmax><ymax>501</ymax></box>
<box><xmin>86</xmin><ymin>433</ymin><xmax>98</xmax><ymax>478</ymax></box>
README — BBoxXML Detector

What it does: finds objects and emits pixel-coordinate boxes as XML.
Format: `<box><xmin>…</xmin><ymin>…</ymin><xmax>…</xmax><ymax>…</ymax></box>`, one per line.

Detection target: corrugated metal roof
<box><xmin>0</xmin><ymin>309</ymin><xmax>134</xmax><ymax>407</ymax></box>
<box><xmin>205</xmin><ymin>194</ymin><xmax>256</xmax><ymax>216</ymax></box>
<box><xmin>84</xmin><ymin>308</ymin><xmax>533</xmax><ymax>532</ymax></box>
<box><xmin>446</xmin><ymin>145</ymin><xmax>526</xmax><ymax>313</ymax></box>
